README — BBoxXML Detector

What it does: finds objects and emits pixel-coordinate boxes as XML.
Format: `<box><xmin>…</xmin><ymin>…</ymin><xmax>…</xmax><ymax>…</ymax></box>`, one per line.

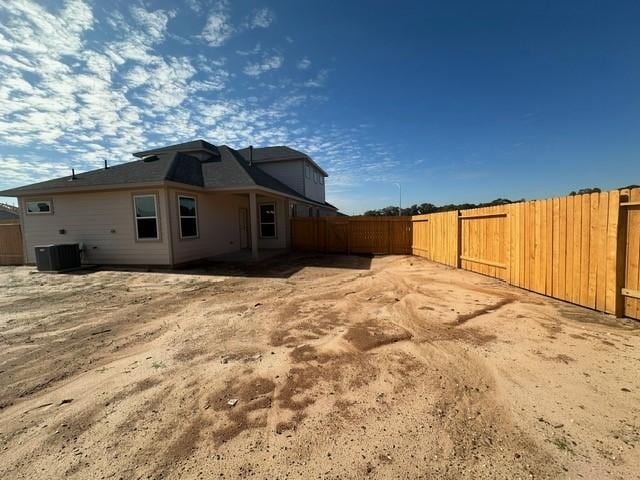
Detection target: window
<box><xmin>308</xmin><ymin>207</ymin><xmax>313</xmax><ymax>217</ymax></box>
<box><xmin>178</xmin><ymin>195</ymin><xmax>198</xmax><ymax>239</ymax></box>
<box><xmin>313</xmin><ymin>170</ymin><xmax>318</xmax><ymax>183</ymax></box>
<box><xmin>259</xmin><ymin>203</ymin><xmax>276</xmax><ymax>238</ymax></box>
<box><xmin>133</xmin><ymin>194</ymin><xmax>159</xmax><ymax>240</ymax></box>
<box><xmin>304</xmin><ymin>163</ymin><xmax>311</xmax><ymax>179</ymax></box>
<box><xmin>26</xmin><ymin>200</ymin><xmax>52</xmax><ymax>214</ymax></box>
<box><xmin>319</xmin><ymin>175</ymin><xmax>324</xmax><ymax>185</ymax></box>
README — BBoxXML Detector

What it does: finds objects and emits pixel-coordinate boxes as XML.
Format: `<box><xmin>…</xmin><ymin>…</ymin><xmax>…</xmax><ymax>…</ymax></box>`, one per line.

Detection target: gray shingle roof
<box><xmin>237</xmin><ymin>146</ymin><xmax>328</xmax><ymax>176</ymax></box>
<box><xmin>0</xmin><ymin>210</ymin><xmax>19</xmax><ymax>220</ymax></box>
<box><xmin>0</xmin><ymin>141</ymin><xmax>335</xmax><ymax>209</ymax></box>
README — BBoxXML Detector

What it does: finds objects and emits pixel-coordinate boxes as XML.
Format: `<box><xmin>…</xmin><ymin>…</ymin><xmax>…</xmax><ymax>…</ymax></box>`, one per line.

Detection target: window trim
<box><xmin>259</xmin><ymin>202</ymin><xmax>277</xmax><ymax>239</ymax></box>
<box><xmin>132</xmin><ymin>193</ymin><xmax>161</xmax><ymax>242</ymax></box>
<box><xmin>178</xmin><ymin>194</ymin><xmax>199</xmax><ymax>240</ymax></box>
<box><xmin>25</xmin><ymin>198</ymin><xmax>53</xmax><ymax>215</ymax></box>
<box><xmin>313</xmin><ymin>170</ymin><xmax>318</xmax><ymax>183</ymax></box>
<box><xmin>304</xmin><ymin>163</ymin><xmax>311</xmax><ymax>179</ymax></box>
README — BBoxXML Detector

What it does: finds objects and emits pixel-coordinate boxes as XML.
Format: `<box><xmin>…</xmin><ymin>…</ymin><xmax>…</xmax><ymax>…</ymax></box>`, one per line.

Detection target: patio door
<box><xmin>239</xmin><ymin>207</ymin><xmax>249</xmax><ymax>249</ymax></box>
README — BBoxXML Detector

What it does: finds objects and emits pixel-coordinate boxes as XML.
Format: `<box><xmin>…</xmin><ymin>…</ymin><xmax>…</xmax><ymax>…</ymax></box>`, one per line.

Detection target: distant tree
<box><xmin>360</xmin><ymin>198</ymin><xmax>524</xmax><ymax>216</ymax></box>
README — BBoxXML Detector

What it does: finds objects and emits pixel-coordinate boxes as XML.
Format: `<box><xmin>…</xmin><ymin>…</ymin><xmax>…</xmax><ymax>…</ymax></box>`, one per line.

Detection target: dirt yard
<box><xmin>0</xmin><ymin>255</ymin><xmax>638</xmax><ymax>479</ymax></box>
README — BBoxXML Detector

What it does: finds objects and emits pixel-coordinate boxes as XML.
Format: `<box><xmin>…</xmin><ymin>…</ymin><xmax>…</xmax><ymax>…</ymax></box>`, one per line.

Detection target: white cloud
<box><xmin>201</xmin><ymin>1</ymin><xmax>234</xmax><ymax>47</ymax></box>
<box><xmin>236</xmin><ymin>43</ymin><xmax>262</xmax><ymax>56</ymax></box>
<box><xmin>130</xmin><ymin>6</ymin><xmax>175</xmax><ymax>42</ymax></box>
<box><xmin>247</xmin><ymin>8</ymin><xmax>274</xmax><ymax>29</ymax></box>
<box><xmin>297</xmin><ymin>57</ymin><xmax>311</xmax><ymax>70</ymax></box>
<box><xmin>243</xmin><ymin>54</ymin><xmax>283</xmax><ymax>76</ymax></box>
<box><xmin>304</xmin><ymin>69</ymin><xmax>329</xmax><ymax>87</ymax></box>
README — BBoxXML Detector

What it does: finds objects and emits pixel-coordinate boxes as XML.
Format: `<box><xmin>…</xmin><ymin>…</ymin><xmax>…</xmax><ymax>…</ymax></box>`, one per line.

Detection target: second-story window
<box><xmin>304</xmin><ymin>163</ymin><xmax>311</xmax><ymax>179</ymax></box>
<box><xmin>313</xmin><ymin>170</ymin><xmax>318</xmax><ymax>183</ymax></box>
<box><xmin>319</xmin><ymin>175</ymin><xmax>324</xmax><ymax>185</ymax></box>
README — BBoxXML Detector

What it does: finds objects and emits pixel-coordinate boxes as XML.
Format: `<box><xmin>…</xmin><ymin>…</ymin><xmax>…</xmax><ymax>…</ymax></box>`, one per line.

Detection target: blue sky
<box><xmin>0</xmin><ymin>0</ymin><xmax>638</xmax><ymax>214</ymax></box>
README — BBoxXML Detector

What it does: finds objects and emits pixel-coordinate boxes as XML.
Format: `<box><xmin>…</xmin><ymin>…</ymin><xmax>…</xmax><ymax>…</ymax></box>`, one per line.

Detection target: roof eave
<box><xmin>0</xmin><ymin>180</ymin><xmax>169</xmax><ymax>197</ymax></box>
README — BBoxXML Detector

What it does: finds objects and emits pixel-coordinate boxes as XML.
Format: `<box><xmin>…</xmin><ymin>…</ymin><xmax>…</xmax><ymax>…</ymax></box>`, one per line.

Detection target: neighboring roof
<box><xmin>0</xmin><ymin>140</ymin><xmax>336</xmax><ymax>210</ymax></box>
<box><xmin>0</xmin><ymin>210</ymin><xmax>19</xmax><ymax>220</ymax></box>
<box><xmin>133</xmin><ymin>139</ymin><xmax>218</xmax><ymax>158</ymax></box>
<box><xmin>237</xmin><ymin>146</ymin><xmax>328</xmax><ymax>177</ymax></box>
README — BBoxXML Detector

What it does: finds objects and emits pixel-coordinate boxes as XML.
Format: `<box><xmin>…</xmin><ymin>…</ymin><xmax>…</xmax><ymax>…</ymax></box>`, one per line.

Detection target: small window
<box><xmin>313</xmin><ymin>170</ymin><xmax>318</xmax><ymax>183</ymax></box>
<box><xmin>304</xmin><ymin>163</ymin><xmax>311</xmax><ymax>179</ymax></box>
<box><xmin>134</xmin><ymin>194</ymin><xmax>159</xmax><ymax>240</ymax></box>
<box><xmin>308</xmin><ymin>207</ymin><xmax>313</xmax><ymax>217</ymax></box>
<box><xmin>259</xmin><ymin>203</ymin><xmax>276</xmax><ymax>238</ymax></box>
<box><xmin>319</xmin><ymin>175</ymin><xmax>324</xmax><ymax>185</ymax></box>
<box><xmin>290</xmin><ymin>203</ymin><xmax>297</xmax><ymax>218</ymax></box>
<box><xmin>26</xmin><ymin>200</ymin><xmax>52</xmax><ymax>214</ymax></box>
<box><xmin>178</xmin><ymin>195</ymin><xmax>198</xmax><ymax>239</ymax></box>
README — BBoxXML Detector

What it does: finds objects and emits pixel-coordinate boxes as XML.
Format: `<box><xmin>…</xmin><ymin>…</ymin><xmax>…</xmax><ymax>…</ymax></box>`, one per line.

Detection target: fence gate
<box><xmin>459</xmin><ymin>208</ymin><xmax>509</xmax><ymax>282</ymax></box>
<box><xmin>622</xmin><ymin>189</ymin><xmax>640</xmax><ymax>320</ymax></box>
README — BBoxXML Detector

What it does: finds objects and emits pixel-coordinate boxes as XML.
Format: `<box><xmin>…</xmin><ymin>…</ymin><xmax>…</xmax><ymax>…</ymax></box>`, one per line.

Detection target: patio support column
<box><xmin>249</xmin><ymin>191</ymin><xmax>259</xmax><ymax>260</ymax></box>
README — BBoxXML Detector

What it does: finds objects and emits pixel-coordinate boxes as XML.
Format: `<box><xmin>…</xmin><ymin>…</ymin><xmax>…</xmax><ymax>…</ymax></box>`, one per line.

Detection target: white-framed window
<box><xmin>25</xmin><ymin>199</ymin><xmax>52</xmax><ymax>215</ymax></box>
<box><xmin>133</xmin><ymin>194</ymin><xmax>159</xmax><ymax>240</ymax></box>
<box><xmin>178</xmin><ymin>195</ymin><xmax>198</xmax><ymax>239</ymax></box>
<box><xmin>259</xmin><ymin>203</ymin><xmax>276</xmax><ymax>238</ymax></box>
<box><xmin>304</xmin><ymin>163</ymin><xmax>311</xmax><ymax>179</ymax></box>
<box><xmin>319</xmin><ymin>175</ymin><xmax>324</xmax><ymax>185</ymax></box>
<box><xmin>313</xmin><ymin>170</ymin><xmax>318</xmax><ymax>183</ymax></box>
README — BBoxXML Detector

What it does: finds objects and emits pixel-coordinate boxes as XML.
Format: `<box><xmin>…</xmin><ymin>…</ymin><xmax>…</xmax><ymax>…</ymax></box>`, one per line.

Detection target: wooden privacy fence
<box><xmin>0</xmin><ymin>222</ymin><xmax>24</xmax><ymax>266</ymax></box>
<box><xmin>291</xmin><ymin>187</ymin><xmax>640</xmax><ymax>320</ymax></box>
<box><xmin>291</xmin><ymin>216</ymin><xmax>412</xmax><ymax>255</ymax></box>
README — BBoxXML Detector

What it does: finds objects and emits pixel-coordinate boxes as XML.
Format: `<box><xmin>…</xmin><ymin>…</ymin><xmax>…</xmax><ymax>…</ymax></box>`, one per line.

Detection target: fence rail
<box><xmin>291</xmin><ymin>187</ymin><xmax>640</xmax><ymax>320</ymax></box>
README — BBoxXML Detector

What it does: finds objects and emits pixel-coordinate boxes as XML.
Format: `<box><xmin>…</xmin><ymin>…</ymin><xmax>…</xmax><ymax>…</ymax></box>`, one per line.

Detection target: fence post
<box><xmin>615</xmin><ymin>190</ymin><xmax>629</xmax><ymax>317</ymax></box>
<box><xmin>455</xmin><ymin>210</ymin><xmax>462</xmax><ymax>268</ymax></box>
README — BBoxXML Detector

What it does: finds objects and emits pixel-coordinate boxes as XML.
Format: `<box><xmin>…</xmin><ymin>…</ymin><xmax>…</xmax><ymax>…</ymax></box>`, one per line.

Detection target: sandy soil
<box><xmin>0</xmin><ymin>254</ymin><xmax>638</xmax><ymax>479</ymax></box>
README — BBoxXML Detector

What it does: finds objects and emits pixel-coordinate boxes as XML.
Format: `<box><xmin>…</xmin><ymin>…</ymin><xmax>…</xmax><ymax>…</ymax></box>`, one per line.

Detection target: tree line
<box><xmin>362</xmin><ymin>186</ymin><xmax>639</xmax><ymax>217</ymax></box>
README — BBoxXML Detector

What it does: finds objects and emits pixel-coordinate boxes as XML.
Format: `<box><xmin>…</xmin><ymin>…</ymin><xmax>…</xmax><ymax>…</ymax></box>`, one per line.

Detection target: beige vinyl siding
<box><xmin>255</xmin><ymin>160</ymin><xmax>304</xmax><ymax>196</ymax></box>
<box><xmin>20</xmin><ymin>189</ymin><xmax>171</xmax><ymax>265</ymax></box>
<box><xmin>303</xmin><ymin>161</ymin><xmax>326</xmax><ymax>203</ymax></box>
<box><xmin>169</xmin><ymin>189</ymin><xmax>250</xmax><ymax>264</ymax></box>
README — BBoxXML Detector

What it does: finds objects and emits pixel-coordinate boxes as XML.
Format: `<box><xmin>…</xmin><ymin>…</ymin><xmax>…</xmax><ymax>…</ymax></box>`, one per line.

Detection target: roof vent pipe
<box><xmin>104</xmin><ymin>159</ymin><xmax>108</xmax><ymax>169</ymax></box>
<box><xmin>71</xmin><ymin>168</ymin><xmax>76</xmax><ymax>180</ymax></box>
<box><xmin>249</xmin><ymin>145</ymin><xmax>253</xmax><ymax>166</ymax></box>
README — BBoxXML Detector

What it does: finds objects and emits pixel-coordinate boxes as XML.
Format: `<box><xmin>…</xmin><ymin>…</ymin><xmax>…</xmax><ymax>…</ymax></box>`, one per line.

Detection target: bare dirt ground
<box><xmin>0</xmin><ymin>254</ymin><xmax>639</xmax><ymax>480</ymax></box>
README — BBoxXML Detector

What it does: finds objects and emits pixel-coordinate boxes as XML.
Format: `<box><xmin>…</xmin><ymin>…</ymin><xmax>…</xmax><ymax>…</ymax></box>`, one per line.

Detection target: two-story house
<box><xmin>0</xmin><ymin>140</ymin><xmax>338</xmax><ymax>266</ymax></box>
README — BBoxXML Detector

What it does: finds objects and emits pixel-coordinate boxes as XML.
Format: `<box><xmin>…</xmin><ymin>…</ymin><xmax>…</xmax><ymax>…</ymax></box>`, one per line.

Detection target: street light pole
<box><xmin>394</xmin><ymin>183</ymin><xmax>402</xmax><ymax>216</ymax></box>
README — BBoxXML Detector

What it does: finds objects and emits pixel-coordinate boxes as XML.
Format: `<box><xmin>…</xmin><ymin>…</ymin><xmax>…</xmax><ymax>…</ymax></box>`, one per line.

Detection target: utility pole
<box><xmin>394</xmin><ymin>183</ymin><xmax>402</xmax><ymax>216</ymax></box>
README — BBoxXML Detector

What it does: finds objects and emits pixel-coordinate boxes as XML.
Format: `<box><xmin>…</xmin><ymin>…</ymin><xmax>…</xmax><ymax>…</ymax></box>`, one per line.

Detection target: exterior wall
<box><xmin>19</xmin><ymin>189</ymin><xmax>171</xmax><ymax>265</ymax></box>
<box><xmin>255</xmin><ymin>160</ymin><xmax>304</xmax><ymax>195</ymax></box>
<box><xmin>303</xmin><ymin>160</ymin><xmax>326</xmax><ymax>203</ymax></box>
<box><xmin>290</xmin><ymin>200</ymin><xmax>337</xmax><ymax>218</ymax></box>
<box><xmin>168</xmin><ymin>189</ymin><xmax>249</xmax><ymax>264</ymax></box>
<box><xmin>256</xmin><ymin>194</ymin><xmax>289</xmax><ymax>249</ymax></box>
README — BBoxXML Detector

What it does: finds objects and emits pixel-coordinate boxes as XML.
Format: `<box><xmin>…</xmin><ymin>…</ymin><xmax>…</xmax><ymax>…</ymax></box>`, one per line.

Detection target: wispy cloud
<box><xmin>303</xmin><ymin>69</ymin><xmax>329</xmax><ymax>87</ymax></box>
<box><xmin>297</xmin><ymin>57</ymin><xmax>311</xmax><ymax>70</ymax></box>
<box><xmin>201</xmin><ymin>0</ymin><xmax>233</xmax><ymax>47</ymax></box>
<box><xmin>246</xmin><ymin>7</ymin><xmax>275</xmax><ymax>29</ymax></box>
<box><xmin>243</xmin><ymin>54</ymin><xmax>283</xmax><ymax>76</ymax></box>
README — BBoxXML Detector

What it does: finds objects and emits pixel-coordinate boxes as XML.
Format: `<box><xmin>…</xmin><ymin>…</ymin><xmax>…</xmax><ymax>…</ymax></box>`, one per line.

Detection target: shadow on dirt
<box><xmin>58</xmin><ymin>253</ymin><xmax>374</xmax><ymax>279</ymax></box>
